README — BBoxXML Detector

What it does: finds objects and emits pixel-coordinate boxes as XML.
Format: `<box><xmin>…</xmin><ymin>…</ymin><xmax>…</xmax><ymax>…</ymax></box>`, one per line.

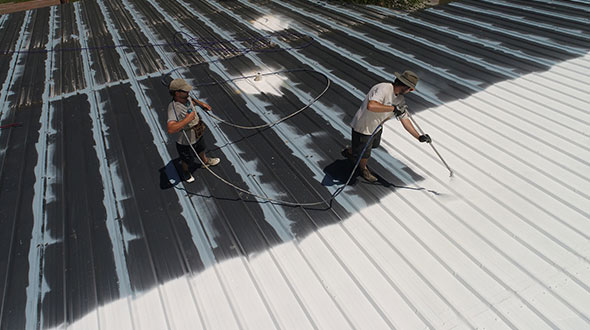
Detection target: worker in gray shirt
<box><xmin>167</xmin><ymin>79</ymin><xmax>220</xmax><ymax>183</ymax></box>
<box><xmin>342</xmin><ymin>71</ymin><xmax>431</xmax><ymax>182</ymax></box>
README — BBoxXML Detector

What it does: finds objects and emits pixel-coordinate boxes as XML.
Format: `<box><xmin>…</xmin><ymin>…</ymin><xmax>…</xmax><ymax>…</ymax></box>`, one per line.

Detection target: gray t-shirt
<box><xmin>167</xmin><ymin>100</ymin><xmax>201</xmax><ymax>145</ymax></box>
<box><xmin>350</xmin><ymin>82</ymin><xmax>409</xmax><ymax>135</ymax></box>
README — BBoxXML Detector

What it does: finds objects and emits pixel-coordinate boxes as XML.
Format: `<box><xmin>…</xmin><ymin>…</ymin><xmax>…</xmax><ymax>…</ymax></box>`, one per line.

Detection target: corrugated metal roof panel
<box><xmin>0</xmin><ymin>0</ymin><xmax>588</xmax><ymax>329</ymax></box>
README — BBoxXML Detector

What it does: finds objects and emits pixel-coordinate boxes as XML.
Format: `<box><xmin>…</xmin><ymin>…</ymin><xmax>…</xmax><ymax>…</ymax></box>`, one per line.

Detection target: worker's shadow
<box><xmin>321</xmin><ymin>159</ymin><xmax>359</xmax><ymax>186</ymax></box>
<box><xmin>159</xmin><ymin>158</ymin><xmax>186</xmax><ymax>189</ymax></box>
<box><xmin>322</xmin><ymin>158</ymin><xmax>439</xmax><ymax>195</ymax></box>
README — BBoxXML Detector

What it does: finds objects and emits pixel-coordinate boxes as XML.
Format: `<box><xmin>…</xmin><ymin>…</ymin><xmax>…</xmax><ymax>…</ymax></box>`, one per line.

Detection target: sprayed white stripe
<box><xmin>480</xmin><ymin>0</ymin><xmax>590</xmax><ymax>23</ymax></box>
<box><xmin>433</xmin><ymin>5</ymin><xmax>587</xmax><ymax>55</ymax></box>
<box><xmin>364</xmin><ymin>4</ymin><xmax>589</xmax><ymax>97</ymax></box>
<box><xmin>0</xmin><ymin>11</ymin><xmax>32</xmax><ymax>120</ymax></box>
<box><xmin>72</xmin><ymin>2</ymin><xmax>135</xmax><ymax>329</ymax></box>
<box><xmin>269</xmin><ymin>0</ymin><xmax>480</xmax><ymax>97</ymax></box>
<box><xmin>0</xmin><ymin>14</ymin><xmax>9</xmax><ymax>29</ymax></box>
<box><xmin>275</xmin><ymin>1</ymin><xmax>589</xmax><ymax>150</ymax></box>
<box><xmin>26</xmin><ymin>7</ymin><xmax>57</xmax><ymax>330</ymax></box>
<box><xmin>97</xmin><ymin>0</ymin><xmax>253</xmax><ymax>328</ymax></box>
<box><xmin>453</xmin><ymin>2</ymin><xmax>590</xmax><ymax>38</ymax></box>
<box><xmin>180</xmin><ymin>1</ymin><xmax>337</xmax><ymax>237</ymax></box>
<box><xmin>205</xmin><ymin>2</ymin><xmax>439</xmax><ymax>328</ymax></box>
<box><xmin>531</xmin><ymin>0</ymin><xmax>590</xmax><ymax>11</ymax></box>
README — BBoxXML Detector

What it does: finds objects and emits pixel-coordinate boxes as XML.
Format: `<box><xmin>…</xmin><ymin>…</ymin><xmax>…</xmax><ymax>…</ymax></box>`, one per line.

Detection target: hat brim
<box><xmin>179</xmin><ymin>84</ymin><xmax>192</xmax><ymax>92</ymax></box>
<box><xmin>394</xmin><ymin>72</ymin><xmax>417</xmax><ymax>90</ymax></box>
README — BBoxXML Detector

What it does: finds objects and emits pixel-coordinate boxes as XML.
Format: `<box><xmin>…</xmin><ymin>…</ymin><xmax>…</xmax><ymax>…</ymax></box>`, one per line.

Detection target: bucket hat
<box><xmin>169</xmin><ymin>78</ymin><xmax>192</xmax><ymax>92</ymax></box>
<box><xmin>394</xmin><ymin>70</ymin><xmax>419</xmax><ymax>90</ymax></box>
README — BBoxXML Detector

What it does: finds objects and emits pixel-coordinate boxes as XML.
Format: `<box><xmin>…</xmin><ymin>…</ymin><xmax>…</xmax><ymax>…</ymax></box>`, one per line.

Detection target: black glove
<box><xmin>393</xmin><ymin>104</ymin><xmax>407</xmax><ymax>118</ymax></box>
<box><xmin>419</xmin><ymin>134</ymin><xmax>432</xmax><ymax>143</ymax></box>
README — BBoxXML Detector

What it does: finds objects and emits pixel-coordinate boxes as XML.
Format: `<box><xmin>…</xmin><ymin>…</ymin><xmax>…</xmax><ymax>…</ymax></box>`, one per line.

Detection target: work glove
<box><xmin>393</xmin><ymin>104</ymin><xmax>408</xmax><ymax>118</ymax></box>
<box><xmin>419</xmin><ymin>134</ymin><xmax>432</xmax><ymax>143</ymax></box>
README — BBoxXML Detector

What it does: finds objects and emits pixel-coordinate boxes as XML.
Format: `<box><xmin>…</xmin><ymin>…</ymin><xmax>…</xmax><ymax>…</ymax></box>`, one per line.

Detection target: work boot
<box><xmin>360</xmin><ymin>168</ymin><xmax>377</xmax><ymax>183</ymax></box>
<box><xmin>204</xmin><ymin>157</ymin><xmax>220</xmax><ymax>167</ymax></box>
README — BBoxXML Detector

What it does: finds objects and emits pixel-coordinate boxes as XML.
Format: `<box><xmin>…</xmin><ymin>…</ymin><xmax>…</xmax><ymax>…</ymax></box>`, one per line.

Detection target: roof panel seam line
<box><xmin>482</xmin><ymin>0</ymin><xmax>590</xmax><ymax>22</ymax></box>
<box><xmin>380</xmin><ymin>136</ymin><xmax>590</xmax><ymax>323</ymax></box>
<box><xmin>0</xmin><ymin>11</ymin><xmax>34</xmax><ymax>329</ymax></box>
<box><xmin>429</xmin><ymin>6</ymin><xmax>587</xmax><ymax>56</ymax></box>
<box><xmin>274</xmin><ymin>0</ymin><xmax>590</xmax><ymax>131</ymax></box>
<box><xmin>451</xmin><ymin>2</ymin><xmax>590</xmax><ymax>39</ymax></box>
<box><xmin>215</xmin><ymin>1</ymin><xmax>452</xmax><ymax>327</ymax></box>
<box><xmin>385</xmin><ymin>116</ymin><xmax>590</xmax><ymax>250</ymax></box>
<box><xmin>73</xmin><ymin>3</ymin><xmax>137</xmax><ymax>329</ymax></box>
<box><xmin>200</xmin><ymin>2</ymin><xmax>400</xmax><ymax>328</ymax></box>
<box><xmin>314</xmin><ymin>1</ymin><xmax>590</xmax><ymax>114</ymax></box>
<box><xmin>353</xmin><ymin>4</ymin><xmax>590</xmax><ymax>100</ymax></box>
<box><xmin>26</xmin><ymin>6</ymin><xmax>59</xmax><ymax>330</ymax></box>
<box><xmin>258</xmin><ymin>1</ymin><xmax>590</xmax><ymax>172</ymax></box>
<box><xmin>107</xmin><ymin>0</ymin><xmax>214</xmax><ymax>328</ymax></box>
<box><xmin>530</xmin><ymin>0</ymin><xmax>590</xmax><ymax>11</ymax></box>
<box><xmin>0</xmin><ymin>12</ymin><xmax>32</xmax><ymax>121</ymax></box>
<box><xmin>415</xmin><ymin>105</ymin><xmax>590</xmax><ymax>215</ymax></box>
<box><xmin>104</xmin><ymin>0</ymin><xmax>250</xmax><ymax>328</ymax></box>
<box><xmin>149</xmin><ymin>0</ymin><xmax>327</xmax><ymax>327</ymax></box>
<box><xmin>92</xmin><ymin>0</ymin><xmax>220</xmax><ymax>328</ymax></box>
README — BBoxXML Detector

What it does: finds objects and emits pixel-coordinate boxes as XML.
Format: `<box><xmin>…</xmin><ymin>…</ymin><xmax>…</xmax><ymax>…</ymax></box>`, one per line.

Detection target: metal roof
<box><xmin>0</xmin><ymin>0</ymin><xmax>589</xmax><ymax>329</ymax></box>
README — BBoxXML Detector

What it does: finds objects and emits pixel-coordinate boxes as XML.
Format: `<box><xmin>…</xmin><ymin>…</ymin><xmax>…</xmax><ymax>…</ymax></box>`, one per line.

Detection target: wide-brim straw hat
<box><xmin>394</xmin><ymin>70</ymin><xmax>419</xmax><ymax>90</ymax></box>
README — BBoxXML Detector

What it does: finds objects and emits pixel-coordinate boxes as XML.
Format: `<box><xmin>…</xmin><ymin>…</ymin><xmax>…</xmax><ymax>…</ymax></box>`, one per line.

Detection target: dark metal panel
<box><xmin>462</xmin><ymin>0</ymin><xmax>590</xmax><ymax>39</ymax></box>
<box><xmin>97</xmin><ymin>82</ymin><xmax>209</xmax><ymax>290</ymax></box>
<box><xmin>429</xmin><ymin>5</ymin><xmax>586</xmax><ymax>61</ymax></box>
<box><xmin>53</xmin><ymin>3</ymin><xmax>85</xmax><ymax>96</ymax></box>
<box><xmin>162</xmin><ymin>0</ymin><xmax>424</xmax><ymax>244</ymax></box>
<box><xmin>507</xmin><ymin>0</ymin><xmax>590</xmax><ymax>24</ymax></box>
<box><xmin>0</xmin><ymin>12</ymin><xmax>26</xmax><ymax>98</ymax></box>
<box><xmin>226</xmin><ymin>0</ymin><xmax>447</xmax><ymax>111</ymax></box>
<box><xmin>102</xmin><ymin>0</ymin><xmax>167</xmax><ymax>76</ymax></box>
<box><xmin>0</xmin><ymin>104</ymin><xmax>42</xmax><ymax>330</ymax></box>
<box><xmin>128</xmin><ymin>0</ymin><xmax>207</xmax><ymax>68</ymax></box>
<box><xmin>78</xmin><ymin>0</ymin><xmax>127</xmax><ymax>85</ymax></box>
<box><xmin>0</xmin><ymin>8</ymin><xmax>51</xmax><ymax>328</ymax></box>
<box><xmin>54</xmin><ymin>94</ymin><xmax>105</xmax><ymax>327</ymax></box>
<box><xmin>9</xmin><ymin>8</ymin><xmax>51</xmax><ymax>108</ymax></box>
<box><xmin>299</xmin><ymin>0</ymin><xmax>547</xmax><ymax>76</ymax></box>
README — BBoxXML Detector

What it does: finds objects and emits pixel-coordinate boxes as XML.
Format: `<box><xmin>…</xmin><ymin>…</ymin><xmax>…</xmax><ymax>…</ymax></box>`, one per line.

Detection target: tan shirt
<box><xmin>350</xmin><ymin>83</ymin><xmax>408</xmax><ymax>135</ymax></box>
<box><xmin>167</xmin><ymin>100</ymin><xmax>200</xmax><ymax>145</ymax></box>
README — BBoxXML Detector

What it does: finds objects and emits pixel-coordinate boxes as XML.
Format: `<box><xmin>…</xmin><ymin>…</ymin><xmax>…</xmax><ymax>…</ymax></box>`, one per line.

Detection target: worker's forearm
<box><xmin>191</xmin><ymin>97</ymin><xmax>209</xmax><ymax>109</ymax></box>
<box><xmin>197</xmin><ymin>100</ymin><xmax>208</xmax><ymax>109</ymax></box>
<box><xmin>168</xmin><ymin>117</ymin><xmax>191</xmax><ymax>133</ymax></box>
<box><xmin>367</xmin><ymin>101</ymin><xmax>395</xmax><ymax>113</ymax></box>
<box><xmin>401</xmin><ymin>119</ymin><xmax>421</xmax><ymax>139</ymax></box>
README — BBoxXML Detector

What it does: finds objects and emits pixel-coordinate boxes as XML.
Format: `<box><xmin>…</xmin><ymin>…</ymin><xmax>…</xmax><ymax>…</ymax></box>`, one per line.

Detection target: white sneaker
<box><xmin>204</xmin><ymin>157</ymin><xmax>220</xmax><ymax>167</ymax></box>
<box><xmin>185</xmin><ymin>173</ymin><xmax>195</xmax><ymax>183</ymax></box>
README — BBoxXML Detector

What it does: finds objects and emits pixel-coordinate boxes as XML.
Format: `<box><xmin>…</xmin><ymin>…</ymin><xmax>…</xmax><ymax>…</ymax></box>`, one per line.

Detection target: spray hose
<box><xmin>178</xmin><ymin>114</ymin><xmax>383</xmax><ymax>207</ymax></box>
<box><xmin>6</xmin><ymin>26</ymin><xmax>398</xmax><ymax>207</ymax></box>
